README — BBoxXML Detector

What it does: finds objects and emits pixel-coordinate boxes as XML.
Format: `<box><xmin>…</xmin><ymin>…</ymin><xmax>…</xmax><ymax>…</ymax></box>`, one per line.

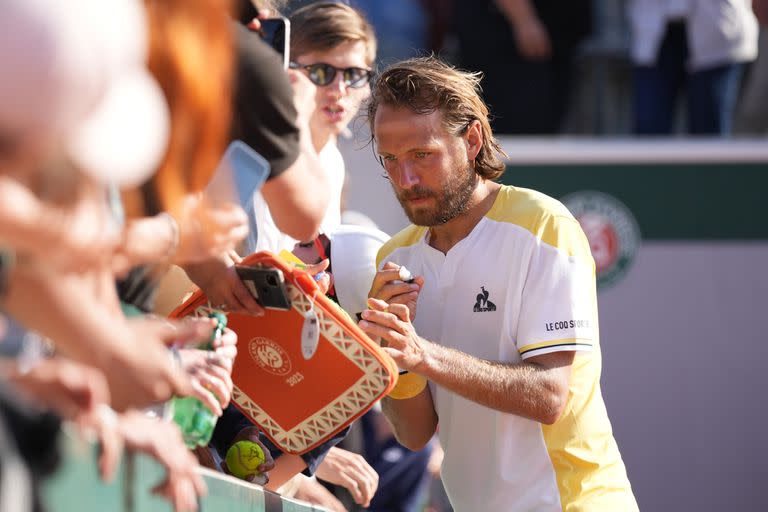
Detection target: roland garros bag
<box><xmin>169</xmin><ymin>251</ymin><xmax>398</xmax><ymax>454</ymax></box>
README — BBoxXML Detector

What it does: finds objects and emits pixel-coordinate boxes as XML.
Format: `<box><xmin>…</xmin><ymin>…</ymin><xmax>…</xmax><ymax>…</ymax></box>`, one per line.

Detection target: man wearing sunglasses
<box><xmin>249</xmin><ymin>2</ymin><xmax>377</xmax><ymax>255</ymax></box>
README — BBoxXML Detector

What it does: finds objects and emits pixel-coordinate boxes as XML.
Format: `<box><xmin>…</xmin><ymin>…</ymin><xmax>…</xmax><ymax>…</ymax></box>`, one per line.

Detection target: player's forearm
<box><xmin>260</xmin><ymin>151</ymin><xmax>330</xmax><ymax>242</ymax></box>
<box><xmin>380</xmin><ymin>387</ymin><xmax>438</xmax><ymax>451</ymax></box>
<box><xmin>419</xmin><ymin>343</ymin><xmax>568</xmax><ymax>424</ymax></box>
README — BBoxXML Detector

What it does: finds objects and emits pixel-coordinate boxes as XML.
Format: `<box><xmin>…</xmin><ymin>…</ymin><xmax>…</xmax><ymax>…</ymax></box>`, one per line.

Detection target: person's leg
<box><xmin>632</xmin><ymin>22</ymin><xmax>687</xmax><ymax>134</ymax></box>
<box><xmin>687</xmin><ymin>62</ymin><xmax>745</xmax><ymax>135</ymax></box>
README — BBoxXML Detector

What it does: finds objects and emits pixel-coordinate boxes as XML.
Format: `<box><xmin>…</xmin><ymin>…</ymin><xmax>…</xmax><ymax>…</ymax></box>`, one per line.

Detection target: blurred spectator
<box><xmin>628</xmin><ymin>0</ymin><xmax>758</xmax><ymax>135</ymax></box>
<box><xmin>735</xmin><ymin>0</ymin><xmax>768</xmax><ymax>134</ymax></box>
<box><xmin>117</xmin><ymin>0</ymin><xmax>248</xmax><ymax>314</ymax></box>
<box><xmin>0</xmin><ymin>0</ymin><xmax>194</xmax><ymax>413</ymax></box>
<box><xmin>452</xmin><ymin>0</ymin><xmax>592</xmax><ymax>134</ymax></box>
<box><xmin>0</xmin><ymin>0</ymin><xmax>225</xmax><ymax>509</ymax></box>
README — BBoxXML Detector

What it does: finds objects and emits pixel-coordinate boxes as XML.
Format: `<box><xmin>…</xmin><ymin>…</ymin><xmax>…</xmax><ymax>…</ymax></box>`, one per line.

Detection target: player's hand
<box><xmin>368</xmin><ymin>262</ymin><xmax>423</xmax><ymax>321</ymax></box>
<box><xmin>359</xmin><ymin>298</ymin><xmax>432</xmax><ymax>373</ymax></box>
<box><xmin>315</xmin><ymin>447</ymin><xmax>379</xmax><ymax>507</ymax></box>
<box><xmin>117</xmin><ymin>412</ymin><xmax>207</xmax><ymax>512</ymax></box>
<box><xmin>177</xmin><ymin>348</ymin><xmax>234</xmax><ymax>416</ymax></box>
<box><xmin>221</xmin><ymin>427</ymin><xmax>276</xmax><ymax>486</ymax></box>
<box><xmin>184</xmin><ymin>258</ymin><xmax>265</xmax><ymax>316</ymax></box>
<box><xmin>511</xmin><ymin>15</ymin><xmax>552</xmax><ymax>59</ymax></box>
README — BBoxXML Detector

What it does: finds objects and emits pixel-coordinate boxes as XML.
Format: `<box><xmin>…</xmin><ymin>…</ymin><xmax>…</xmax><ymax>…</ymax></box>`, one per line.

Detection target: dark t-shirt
<box><xmin>232</xmin><ymin>23</ymin><xmax>300</xmax><ymax>179</ymax></box>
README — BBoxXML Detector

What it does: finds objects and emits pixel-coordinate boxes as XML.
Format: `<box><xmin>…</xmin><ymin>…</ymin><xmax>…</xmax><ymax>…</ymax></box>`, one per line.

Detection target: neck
<box><xmin>427</xmin><ymin>180</ymin><xmax>501</xmax><ymax>253</ymax></box>
<box><xmin>311</xmin><ymin>121</ymin><xmax>334</xmax><ymax>153</ymax></box>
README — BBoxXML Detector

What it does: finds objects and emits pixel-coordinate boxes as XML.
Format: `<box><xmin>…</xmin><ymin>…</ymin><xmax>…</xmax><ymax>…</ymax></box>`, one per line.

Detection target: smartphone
<box><xmin>251</xmin><ymin>17</ymin><xmax>290</xmax><ymax>69</ymax></box>
<box><xmin>236</xmin><ymin>265</ymin><xmax>292</xmax><ymax>311</ymax></box>
<box><xmin>206</xmin><ymin>140</ymin><xmax>270</xmax><ymax>207</ymax></box>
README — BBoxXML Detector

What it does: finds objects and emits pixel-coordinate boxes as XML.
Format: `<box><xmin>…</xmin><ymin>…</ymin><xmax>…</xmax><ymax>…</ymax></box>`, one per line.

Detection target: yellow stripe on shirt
<box><xmin>518</xmin><ymin>338</ymin><xmax>594</xmax><ymax>356</ymax></box>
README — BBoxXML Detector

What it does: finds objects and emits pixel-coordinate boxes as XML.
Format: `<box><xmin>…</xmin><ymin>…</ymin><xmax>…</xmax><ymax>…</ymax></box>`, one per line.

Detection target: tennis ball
<box><xmin>225</xmin><ymin>440</ymin><xmax>266</xmax><ymax>479</ymax></box>
<box><xmin>388</xmin><ymin>371</ymin><xmax>427</xmax><ymax>399</ymax></box>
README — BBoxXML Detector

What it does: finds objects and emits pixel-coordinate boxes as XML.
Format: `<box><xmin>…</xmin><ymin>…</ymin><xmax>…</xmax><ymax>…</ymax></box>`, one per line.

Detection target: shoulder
<box><xmin>234</xmin><ymin>24</ymin><xmax>286</xmax><ymax>79</ymax></box>
<box><xmin>231</xmin><ymin>23</ymin><xmax>299</xmax><ymax>177</ymax></box>
<box><xmin>486</xmin><ymin>186</ymin><xmax>590</xmax><ymax>259</ymax></box>
<box><xmin>376</xmin><ymin>225</ymin><xmax>426</xmax><ymax>268</ymax></box>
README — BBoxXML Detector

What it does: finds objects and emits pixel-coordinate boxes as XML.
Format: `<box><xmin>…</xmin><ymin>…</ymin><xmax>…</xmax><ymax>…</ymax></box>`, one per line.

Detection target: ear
<box><xmin>464</xmin><ymin>120</ymin><xmax>483</xmax><ymax>162</ymax></box>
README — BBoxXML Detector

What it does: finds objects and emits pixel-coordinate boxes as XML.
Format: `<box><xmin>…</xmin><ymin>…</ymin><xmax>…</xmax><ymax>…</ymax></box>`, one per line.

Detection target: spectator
<box><xmin>247</xmin><ymin>1</ymin><xmax>377</xmax><ymax>254</ymax></box>
<box><xmin>0</xmin><ymin>0</ymin><xmax>193</xmax><ymax>414</ymax></box>
<box><xmin>183</xmin><ymin>0</ymin><xmax>333</xmax><ymax>315</ymax></box>
<box><xmin>361</xmin><ymin>56</ymin><xmax>638</xmax><ymax>511</ymax></box>
<box><xmin>452</xmin><ymin>0</ymin><xmax>592</xmax><ymax>134</ymax></box>
<box><xmin>628</xmin><ymin>0</ymin><xmax>759</xmax><ymax>135</ymax></box>
<box><xmin>0</xmin><ymin>1</ymin><xmax>224</xmax><ymax>509</ymax></box>
<box><xmin>118</xmin><ymin>0</ymin><xmax>248</xmax><ymax>313</ymax></box>
<box><xmin>195</xmin><ymin>0</ymin><xmax>380</xmax><ymax>496</ymax></box>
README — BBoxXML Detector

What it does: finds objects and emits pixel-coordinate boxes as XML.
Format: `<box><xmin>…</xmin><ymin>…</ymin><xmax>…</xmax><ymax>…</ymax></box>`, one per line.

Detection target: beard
<box><xmin>393</xmin><ymin>161</ymin><xmax>479</xmax><ymax>226</ymax></box>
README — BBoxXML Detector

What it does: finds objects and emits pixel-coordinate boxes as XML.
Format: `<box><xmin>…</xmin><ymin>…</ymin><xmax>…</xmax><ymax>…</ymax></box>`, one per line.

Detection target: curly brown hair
<box><xmin>368</xmin><ymin>57</ymin><xmax>507</xmax><ymax>181</ymax></box>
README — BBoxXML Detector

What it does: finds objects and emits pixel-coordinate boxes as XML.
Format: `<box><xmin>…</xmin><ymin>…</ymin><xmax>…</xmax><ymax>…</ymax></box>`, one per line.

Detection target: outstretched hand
<box><xmin>315</xmin><ymin>447</ymin><xmax>379</xmax><ymax>507</ymax></box>
<box><xmin>221</xmin><ymin>427</ymin><xmax>276</xmax><ymax>486</ymax></box>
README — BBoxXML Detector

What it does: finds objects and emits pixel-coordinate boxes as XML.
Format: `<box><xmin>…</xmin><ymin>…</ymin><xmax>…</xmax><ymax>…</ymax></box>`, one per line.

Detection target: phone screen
<box><xmin>251</xmin><ymin>18</ymin><xmax>290</xmax><ymax>69</ymax></box>
<box><xmin>206</xmin><ymin>140</ymin><xmax>270</xmax><ymax>207</ymax></box>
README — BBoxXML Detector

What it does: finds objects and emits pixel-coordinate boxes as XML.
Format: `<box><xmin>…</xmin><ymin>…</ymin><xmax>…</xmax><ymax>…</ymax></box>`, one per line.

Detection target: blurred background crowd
<box><xmin>0</xmin><ymin>0</ymin><xmax>765</xmax><ymax>511</ymax></box>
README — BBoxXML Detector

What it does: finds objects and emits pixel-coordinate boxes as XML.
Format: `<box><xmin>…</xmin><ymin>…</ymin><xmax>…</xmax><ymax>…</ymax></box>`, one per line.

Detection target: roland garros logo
<box><xmin>562</xmin><ymin>191</ymin><xmax>641</xmax><ymax>289</ymax></box>
<box><xmin>249</xmin><ymin>337</ymin><xmax>292</xmax><ymax>376</ymax></box>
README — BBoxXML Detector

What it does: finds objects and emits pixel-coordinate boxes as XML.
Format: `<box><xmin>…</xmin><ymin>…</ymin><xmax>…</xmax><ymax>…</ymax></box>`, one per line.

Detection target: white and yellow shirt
<box><xmin>377</xmin><ymin>186</ymin><xmax>638</xmax><ymax>511</ymax></box>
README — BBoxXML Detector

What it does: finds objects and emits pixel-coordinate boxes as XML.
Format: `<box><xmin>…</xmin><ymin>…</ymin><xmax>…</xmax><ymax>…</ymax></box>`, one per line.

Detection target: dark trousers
<box><xmin>633</xmin><ymin>22</ymin><xmax>744</xmax><ymax>135</ymax></box>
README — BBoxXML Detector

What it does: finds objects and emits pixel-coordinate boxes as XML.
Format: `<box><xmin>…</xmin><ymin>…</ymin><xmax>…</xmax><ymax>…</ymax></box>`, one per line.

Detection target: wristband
<box><xmin>388</xmin><ymin>371</ymin><xmax>428</xmax><ymax>399</ymax></box>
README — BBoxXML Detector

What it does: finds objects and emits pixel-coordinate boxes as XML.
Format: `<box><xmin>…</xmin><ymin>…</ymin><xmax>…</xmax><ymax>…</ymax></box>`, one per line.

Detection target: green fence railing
<box><xmin>43</xmin><ymin>431</ymin><xmax>327</xmax><ymax>512</ymax></box>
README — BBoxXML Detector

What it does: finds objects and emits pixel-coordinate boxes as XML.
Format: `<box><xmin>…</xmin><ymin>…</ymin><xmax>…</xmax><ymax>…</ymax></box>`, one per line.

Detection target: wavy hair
<box><xmin>368</xmin><ymin>56</ymin><xmax>506</xmax><ymax>181</ymax></box>
<box><xmin>132</xmin><ymin>0</ymin><xmax>234</xmax><ymax>216</ymax></box>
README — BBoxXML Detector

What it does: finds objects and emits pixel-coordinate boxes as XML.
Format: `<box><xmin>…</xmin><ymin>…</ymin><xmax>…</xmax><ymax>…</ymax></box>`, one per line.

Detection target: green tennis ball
<box><xmin>225</xmin><ymin>440</ymin><xmax>266</xmax><ymax>479</ymax></box>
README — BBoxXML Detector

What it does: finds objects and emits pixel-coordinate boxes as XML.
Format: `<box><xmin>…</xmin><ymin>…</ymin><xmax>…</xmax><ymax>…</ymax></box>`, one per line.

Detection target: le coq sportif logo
<box><xmin>473</xmin><ymin>286</ymin><xmax>496</xmax><ymax>312</ymax></box>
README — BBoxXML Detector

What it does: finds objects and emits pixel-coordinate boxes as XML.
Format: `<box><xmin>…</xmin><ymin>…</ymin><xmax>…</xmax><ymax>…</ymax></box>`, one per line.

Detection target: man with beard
<box><xmin>358</xmin><ymin>57</ymin><xmax>638</xmax><ymax>511</ymax></box>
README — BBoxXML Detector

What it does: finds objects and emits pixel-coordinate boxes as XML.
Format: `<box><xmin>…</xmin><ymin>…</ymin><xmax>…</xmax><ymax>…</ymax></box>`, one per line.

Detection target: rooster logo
<box><xmin>473</xmin><ymin>286</ymin><xmax>496</xmax><ymax>312</ymax></box>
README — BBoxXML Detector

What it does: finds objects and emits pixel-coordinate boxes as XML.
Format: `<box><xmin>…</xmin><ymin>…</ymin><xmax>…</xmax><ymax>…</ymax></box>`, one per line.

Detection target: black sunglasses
<box><xmin>289</xmin><ymin>62</ymin><xmax>372</xmax><ymax>88</ymax></box>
